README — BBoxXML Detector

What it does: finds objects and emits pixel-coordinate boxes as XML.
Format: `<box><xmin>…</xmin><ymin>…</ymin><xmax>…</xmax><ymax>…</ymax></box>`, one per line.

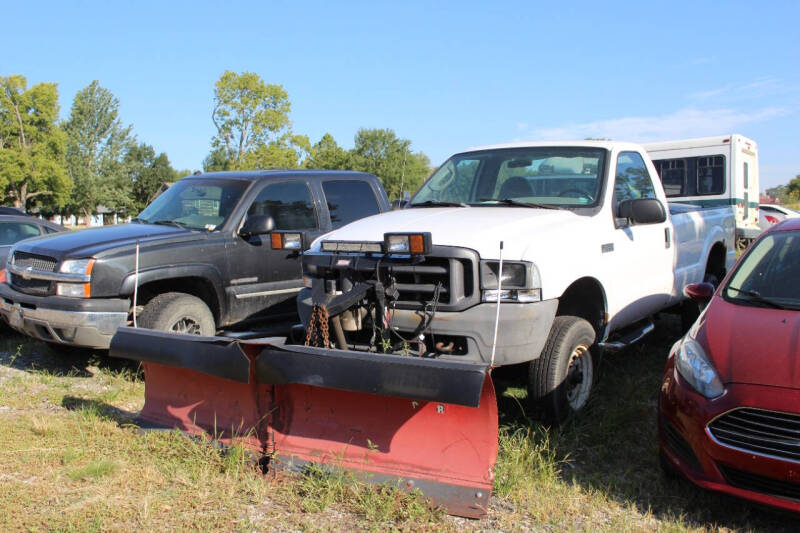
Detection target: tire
<box><xmin>528</xmin><ymin>316</ymin><xmax>596</xmax><ymax>425</ymax></box>
<box><xmin>137</xmin><ymin>292</ymin><xmax>215</xmax><ymax>336</ymax></box>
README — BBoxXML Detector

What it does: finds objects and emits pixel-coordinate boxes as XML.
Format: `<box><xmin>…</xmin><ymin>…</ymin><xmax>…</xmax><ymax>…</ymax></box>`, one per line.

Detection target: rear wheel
<box><xmin>137</xmin><ymin>292</ymin><xmax>215</xmax><ymax>336</ymax></box>
<box><xmin>528</xmin><ymin>316</ymin><xmax>596</xmax><ymax>425</ymax></box>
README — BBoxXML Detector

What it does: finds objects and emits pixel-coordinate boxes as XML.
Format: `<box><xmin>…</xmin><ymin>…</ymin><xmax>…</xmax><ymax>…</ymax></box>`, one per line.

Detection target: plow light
<box><xmin>384</xmin><ymin>232</ymin><xmax>432</xmax><ymax>255</ymax></box>
<box><xmin>321</xmin><ymin>241</ymin><xmax>383</xmax><ymax>253</ymax></box>
<box><xmin>271</xmin><ymin>232</ymin><xmax>305</xmax><ymax>251</ymax></box>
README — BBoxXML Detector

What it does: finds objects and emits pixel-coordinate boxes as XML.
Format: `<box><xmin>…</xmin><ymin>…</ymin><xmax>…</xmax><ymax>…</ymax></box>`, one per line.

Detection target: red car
<box><xmin>659</xmin><ymin>217</ymin><xmax>800</xmax><ymax>513</ymax></box>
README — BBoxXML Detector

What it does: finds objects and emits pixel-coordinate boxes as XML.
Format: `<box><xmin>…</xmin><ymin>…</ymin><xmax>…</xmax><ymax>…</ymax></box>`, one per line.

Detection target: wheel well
<box><xmin>556</xmin><ymin>277</ymin><xmax>606</xmax><ymax>335</ymax></box>
<box><xmin>136</xmin><ymin>277</ymin><xmax>220</xmax><ymax>324</ymax></box>
<box><xmin>705</xmin><ymin>242</ymin><xmax>727</xmax><ymax>282</ymax></box>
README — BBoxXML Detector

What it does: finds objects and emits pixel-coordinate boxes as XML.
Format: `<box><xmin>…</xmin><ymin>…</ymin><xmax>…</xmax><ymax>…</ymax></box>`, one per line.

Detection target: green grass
<box><xmin>1</xmin><ymin>321</ymin><xmax>799</xmax><ymax>530</ymax></box>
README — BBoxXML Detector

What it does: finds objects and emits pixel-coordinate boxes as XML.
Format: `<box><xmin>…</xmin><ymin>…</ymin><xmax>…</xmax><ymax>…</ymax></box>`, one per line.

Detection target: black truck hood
<box><xmin>12</xmin><ymin>223</ymin><xmax>206</xmax><ymax>261</ymax></box>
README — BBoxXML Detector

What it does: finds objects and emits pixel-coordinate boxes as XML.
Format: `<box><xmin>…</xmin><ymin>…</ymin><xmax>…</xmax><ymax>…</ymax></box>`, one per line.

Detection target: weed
<box><xmin>67</xmin><ymin>460</ymin><xmax>117</xmax><ymax>481</ymax></box>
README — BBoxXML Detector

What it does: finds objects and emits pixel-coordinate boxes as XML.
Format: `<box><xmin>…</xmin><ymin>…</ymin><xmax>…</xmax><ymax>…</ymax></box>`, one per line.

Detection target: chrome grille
<box><xmin>13</xmin><ymin>251</ymin><xmax>58</xmax><ymax>272</ymax></box>
<box><xmin>708</xmin><ymin>408</ymin><xmax>800</xmax><ymax>462</ymax></box>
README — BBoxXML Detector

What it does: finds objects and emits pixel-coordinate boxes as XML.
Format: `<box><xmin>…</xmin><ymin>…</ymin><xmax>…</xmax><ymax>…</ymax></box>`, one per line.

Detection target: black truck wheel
<box><xmin>137</xmin><ymin>292</ymin><xmax>215</xmax><ymax>336</ymax></box>
<box><xmin>528</xmin><ymin>316</ymin><xmax>596</xmax><ymax>425</ymax></box>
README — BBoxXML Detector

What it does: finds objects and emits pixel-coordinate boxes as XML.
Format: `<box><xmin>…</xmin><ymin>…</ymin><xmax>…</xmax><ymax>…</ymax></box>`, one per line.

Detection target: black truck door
<box><xmin>225</xmin><ymin>179</ymin><xmax>323</xmax><ymax>324</ymax></box>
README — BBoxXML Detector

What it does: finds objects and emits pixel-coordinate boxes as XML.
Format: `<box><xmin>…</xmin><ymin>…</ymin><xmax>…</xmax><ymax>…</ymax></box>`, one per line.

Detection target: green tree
<box><xmin>244</xmin><ymin>133</ymin><xmax>311</xmax><ymax>169</ymax></box>
<box><xmin>305</xmin><ymin>133</ymin><xmax>351</xmax><ymax>170</ymax></box>
<box><xmin>208</xmin><ymin>71</ymin><xmax>307</xmax><ymax>170</ymax></box>
<box><xmin>787</xmin><ymin>175</ymin><xmax>800</xmax><ymax>202</ymax></box>
<box><xmin>125</xmin><ymin>143</ymin><xmax>178</xmax><ymax>210</ymax></box>
<box><xmin>63</xmin><ymin>81</ymin><xmax>135</xmax><ymax>219</ymax></box>
<box><xmin>764</xmin><ymin>184</ymin><xmax>789</xmax><ymax>203</ymax></box>
<box><xmin>0</xmin><ymin>75</ymin><xmax>71</xmax><ymax>211</ymax></box>
<box><xmin>350</xmin><ymin>128</ymin><xmax>431</xmax><ymax>200</ymax></box>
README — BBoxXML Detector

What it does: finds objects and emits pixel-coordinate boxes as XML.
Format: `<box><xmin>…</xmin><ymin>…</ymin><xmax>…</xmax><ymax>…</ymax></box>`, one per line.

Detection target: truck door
<box><xmin>225</xmin><ymin>179</ymin><xmax>324</xmax><ymax>325</ymax></box>
<box><xmin>609</xmin><ymin>151</ymin><xmax>673</xmax><ymax>328</ymax></box>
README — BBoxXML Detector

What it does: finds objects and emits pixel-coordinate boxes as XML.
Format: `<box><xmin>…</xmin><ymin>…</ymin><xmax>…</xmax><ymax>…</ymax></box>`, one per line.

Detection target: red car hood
<box><xmin>700</xmin><ymin>297</ymin><xmax>800</xmax><ymax>389</ymax></box>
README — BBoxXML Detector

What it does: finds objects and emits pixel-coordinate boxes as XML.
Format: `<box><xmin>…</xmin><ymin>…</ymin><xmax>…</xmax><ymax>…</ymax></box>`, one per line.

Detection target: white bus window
<box><xmin>697</xmin><ymin>155</ymin><xmax>725</xmax><ymax>195</ymax></box>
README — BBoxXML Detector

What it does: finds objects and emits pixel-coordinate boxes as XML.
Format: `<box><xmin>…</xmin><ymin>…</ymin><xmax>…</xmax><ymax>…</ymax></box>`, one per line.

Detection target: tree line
<box><xmin>0</xmin><ymin>71</ymin><xmax>432</xmax><ymax>219</ymax></box>
<box><xmin>765</xmin><ymin>175</ymin><xmax>800</xmax><ymax>204</ymax></box>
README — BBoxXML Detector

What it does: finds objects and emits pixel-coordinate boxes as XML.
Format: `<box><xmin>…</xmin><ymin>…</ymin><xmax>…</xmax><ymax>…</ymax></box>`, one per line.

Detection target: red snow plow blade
<box><xmin>110</xmin><ymin>327</ymin><xmax>498</xmax><ymax>517</ymax></box>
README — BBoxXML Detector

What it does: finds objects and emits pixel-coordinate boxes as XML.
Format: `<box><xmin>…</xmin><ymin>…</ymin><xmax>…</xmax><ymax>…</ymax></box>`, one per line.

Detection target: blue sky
<box><xmin>3</xmin><ymin>1</ymin><xmax>798</xmax><ymax>189</ymax></box>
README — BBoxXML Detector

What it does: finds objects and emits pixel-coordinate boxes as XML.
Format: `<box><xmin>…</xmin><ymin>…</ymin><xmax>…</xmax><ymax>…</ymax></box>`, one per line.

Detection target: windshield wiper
<box><xmin>151</xmin><ymin>220</ymin><xmax>190</xmax><ymax>229</ymax></box>
<box><xmin>131</xmin><ymin>217</ymin><xmax>147</xmax><ymax>224</ymax></box>
<box><xmin>477</xmin><ymin>198</ymin><xmax>562</xmax><ymax>210</ymax></box>
<box><xmin>408</xmin><ymin>200</ymin><xmax>469</xmax><ymax>208</ymax></box>
<box><xmin>727</xmin><ymin>286</ymin><xmax>787</xmax><ymax>309</ymax></box>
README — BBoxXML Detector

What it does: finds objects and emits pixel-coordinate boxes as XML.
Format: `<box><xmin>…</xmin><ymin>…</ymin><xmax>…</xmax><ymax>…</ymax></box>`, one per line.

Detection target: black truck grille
<box><xmin>708</xmin><ymin>408</ymin><xmax>800</xmax><ymax>462</ymax></box>
<box><xmin>9</xmin><ymin>274</ymin><xmax>52</xmax><ymax>296</ymax></box>
<box><xmin>719</xmin><ymin>465</ymin><xmax>800</xmax><ymax>502</ymax></box>
<box><xmin>12</xmin><ymin>251</ymin><xmax>58</xmax><ymax>272</ymax></box>
<box><xmin>308</xmin><ymin>247</ymin><xmax>480</xmax><ymax>312</ymax></box>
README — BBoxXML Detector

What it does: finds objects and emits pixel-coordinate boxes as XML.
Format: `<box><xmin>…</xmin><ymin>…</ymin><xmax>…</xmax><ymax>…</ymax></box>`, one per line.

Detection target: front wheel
<box><xmin>137</xmin><ymin>292</ymin><xmax>215</xmax><ymax>336</ymax></box>
<box><xmin>528</xmin><ymin>316</ymin><xmax>596</xmax><ymax>425</ymax></box>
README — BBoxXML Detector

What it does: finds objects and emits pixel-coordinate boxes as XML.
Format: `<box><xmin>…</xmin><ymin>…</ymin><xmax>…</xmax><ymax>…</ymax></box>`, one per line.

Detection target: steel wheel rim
<box><xmin>170</xmin><ymin>317</ymin><xmax>202</xmax><ymax>335</ymax></box>
<box><xmin>566</xmin><ymin>344</ymin><xmax>592</xmax><ymax>410</ymax></box>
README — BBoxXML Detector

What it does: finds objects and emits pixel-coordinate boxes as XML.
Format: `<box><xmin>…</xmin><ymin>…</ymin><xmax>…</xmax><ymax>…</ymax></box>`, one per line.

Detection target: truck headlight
<box><xmin>675</xmin><ymin>337</ymin><xmax>724</xmax><ymax>399</ymax></box>
<box><xmin>59</xmin><ymin>259</ymin><xmax>95</xmax><ymax>275</ymax></box>
<box><xmin>480</xmin><ymin>260</ymin><xmax>541</xmax><ymax>302</ymax></box>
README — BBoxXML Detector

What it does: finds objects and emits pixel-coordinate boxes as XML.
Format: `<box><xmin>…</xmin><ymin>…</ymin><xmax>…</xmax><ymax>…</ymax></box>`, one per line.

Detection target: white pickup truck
<box><xmin>298</xmin><ymin>141</ymin><xmax>735</xmax><ymax>423</ymax></box>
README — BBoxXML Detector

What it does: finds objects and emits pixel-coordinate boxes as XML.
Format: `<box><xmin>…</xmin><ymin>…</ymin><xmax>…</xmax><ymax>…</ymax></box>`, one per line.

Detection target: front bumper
<box><xmin>298</xmin><ymin>288</ymin><xmax>558</xmax><ymax>366</ymax></box>
<box><xmin>0</xmin><ymin>283</ymin><xmax>129</xmax><ymax>349</ymax></box>
<box><xmin>659</xmin><ymin>356</ymin><xmax>800</xmax><ymax>513</ymax></box>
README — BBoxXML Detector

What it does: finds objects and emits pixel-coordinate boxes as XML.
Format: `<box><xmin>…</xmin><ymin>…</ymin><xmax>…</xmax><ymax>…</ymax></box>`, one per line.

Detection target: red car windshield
<box><xmin>724</xmin><ymin>230</ymin><xmax>800</xmax><ymax>310</ymax></box>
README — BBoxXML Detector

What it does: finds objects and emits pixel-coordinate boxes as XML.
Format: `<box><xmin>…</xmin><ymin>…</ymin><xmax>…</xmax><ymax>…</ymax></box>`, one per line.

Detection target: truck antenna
<box><xmin>490</xmin><ymin>241</ymin><xmax>504</xmax><ymax>368</ymax></box>
<box><xmin>133</xmin><ymin>240</ymin><xmax>140</xmax><ymax>328</ymax></box>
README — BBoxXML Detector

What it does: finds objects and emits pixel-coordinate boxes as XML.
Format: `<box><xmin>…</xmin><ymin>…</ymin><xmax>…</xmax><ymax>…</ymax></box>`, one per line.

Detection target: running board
<box><xmin>598</xmin><ymin>320</ymin><xmax>655</xmax><ymax>352</ymax></box>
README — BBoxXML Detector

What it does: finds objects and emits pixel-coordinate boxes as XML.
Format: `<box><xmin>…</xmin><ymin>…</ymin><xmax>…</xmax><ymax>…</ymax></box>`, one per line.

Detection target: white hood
<box><xmin>315</xmin><ymin>207</ymin><xmax>594</xmax><ymax>261</ymax></box>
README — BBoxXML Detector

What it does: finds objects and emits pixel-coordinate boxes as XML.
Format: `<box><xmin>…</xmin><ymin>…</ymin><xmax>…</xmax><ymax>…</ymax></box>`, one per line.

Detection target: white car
<box><xmin>759</xmin><ymin>203</ymin><xmax>800</xmax><ymax>220</ymax></box>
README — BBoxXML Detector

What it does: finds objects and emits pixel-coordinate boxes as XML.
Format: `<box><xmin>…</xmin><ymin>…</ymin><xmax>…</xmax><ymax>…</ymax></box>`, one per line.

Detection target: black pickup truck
<box><xmin>0</xmin><ymin>170</ymin><xmax>390</xmax><ymax>348</ymax></box>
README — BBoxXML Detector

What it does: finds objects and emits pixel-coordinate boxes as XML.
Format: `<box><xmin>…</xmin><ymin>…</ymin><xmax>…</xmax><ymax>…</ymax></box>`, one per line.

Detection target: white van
<box><xmin>644</xmin><ymin>134</ymin><xmax>760</xmax><ymax>249</ymax></box>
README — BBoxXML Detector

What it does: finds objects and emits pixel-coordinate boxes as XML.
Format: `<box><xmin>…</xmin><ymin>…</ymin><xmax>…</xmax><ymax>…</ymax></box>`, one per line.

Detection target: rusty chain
<box><xmin>304</xmin><ymin>304</ymin><xmax>331</xmax><ymax>348</ymax></box>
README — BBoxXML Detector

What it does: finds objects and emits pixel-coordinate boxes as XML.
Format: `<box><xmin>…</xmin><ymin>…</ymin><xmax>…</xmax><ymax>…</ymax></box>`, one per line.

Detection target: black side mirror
<box><xmin>617</xmin><ymin>198</ymin><xmax>666</xmax><ymax>225</ymax></box>
<box><xmin>240</xmin><ymin>215</ymin><xmax>275</xmax><ymax>237</ymax></box>
<box><xmin>392</xmin><ymin>199</ymin><xmax>409</xmax><ymax>210</ymax></box>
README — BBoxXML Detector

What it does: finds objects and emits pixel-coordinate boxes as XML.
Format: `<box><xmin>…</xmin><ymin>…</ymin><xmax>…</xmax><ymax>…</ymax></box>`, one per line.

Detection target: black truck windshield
<box><xmin>137</xmin><ymin>179</ymin><xmax>249</xmax><ymax>231</ymax></box>
<box><xmin>410</xmin><ymin>147</ymin><xmax>607</xmax><ymax>208</ymax></box>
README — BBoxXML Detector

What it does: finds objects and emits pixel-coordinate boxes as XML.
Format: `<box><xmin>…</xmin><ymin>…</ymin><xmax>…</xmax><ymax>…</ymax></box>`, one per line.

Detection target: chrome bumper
<box><xmin>0</xmin><ymin>299</ymin><xmax>128</xmax><ymax>349</ymax></box>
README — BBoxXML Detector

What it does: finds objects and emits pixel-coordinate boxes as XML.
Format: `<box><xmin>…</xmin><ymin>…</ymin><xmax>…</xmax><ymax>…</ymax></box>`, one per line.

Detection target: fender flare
<box><xmin>118</xmin><ymin>264</ymin><xmax>228</xmax><ymax>322</ymax></box>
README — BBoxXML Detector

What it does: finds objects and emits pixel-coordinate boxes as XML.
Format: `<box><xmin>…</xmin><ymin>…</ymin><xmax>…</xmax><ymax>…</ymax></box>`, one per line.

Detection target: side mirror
<box><xmin>684</xmin><ymin>282</ymin><xmax>715</xmax><ymax>303</ymax></box>
<box><xmin>240</xmin><ymin>215</ymin><xmax>275</xmax><ymax>237</ymax></box>
<box><xmin>392</xmin><ymin>199</ymin><xmax>409</xmax><ymax>210</ymax></box>
<box><xmin>617</xmin><ymin>198</ymin><xmax>666</xmax><ymax>225</ymax></box>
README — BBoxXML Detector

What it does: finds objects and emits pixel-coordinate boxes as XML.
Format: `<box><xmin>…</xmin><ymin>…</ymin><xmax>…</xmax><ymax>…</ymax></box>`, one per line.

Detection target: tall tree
<box><xmin>305</xmin><ymin>133</ymin><xmax>351</xmax><ymax>170</ymax></box>
<box><xmin>0</xmin><ymin>75</ymin><xmax>71</xmax><ymax>210</ymax></box>
<box><xmin>207</xmin><ymin>71</ymin><xmax>309</xmax><ymax>170</ymax></box>
<box><xmin>350</xmin><ymin>128</ymin><xmax>431</xmax><ymax>200</ymax></box>
<box><xmin>125</xmin><ymin>142</ymin><xmax>178</xmax><ymax>211</ymax></box>
<box><xmin>63</xmin><ymin>81</ymin><xmax>135</xmax><ymax>219</ymax></box>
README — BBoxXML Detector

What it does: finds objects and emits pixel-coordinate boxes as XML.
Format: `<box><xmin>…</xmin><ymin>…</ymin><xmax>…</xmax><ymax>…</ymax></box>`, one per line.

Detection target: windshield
<box><xmin>410</xmin><ymin>147</ymin><xmax>607</xmax><ymax>207</ymax></box>
<box><xmin>724</xmin><ymin>230</ymin><xmax>800</xmax><ymax>310</ymax></box>
<box><xmin>137</xmin><ymin>179</ymin><xmax>249</xmax><ymax>231</ymax></box>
